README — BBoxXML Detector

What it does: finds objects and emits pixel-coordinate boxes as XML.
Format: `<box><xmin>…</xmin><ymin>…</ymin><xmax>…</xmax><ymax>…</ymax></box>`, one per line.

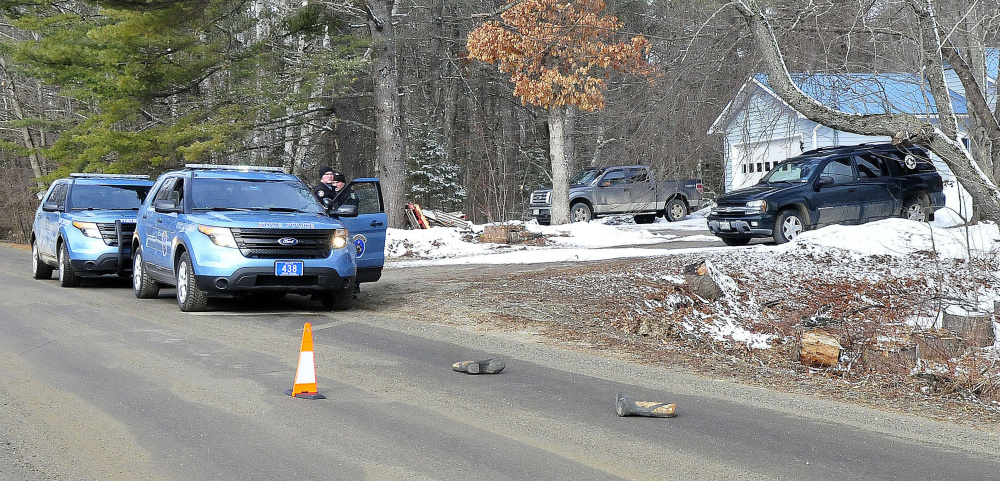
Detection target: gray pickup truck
<box><xmin>528</xmin><ymin>165</ymin><xmax>703</xmax><ymax>224</ymax></box>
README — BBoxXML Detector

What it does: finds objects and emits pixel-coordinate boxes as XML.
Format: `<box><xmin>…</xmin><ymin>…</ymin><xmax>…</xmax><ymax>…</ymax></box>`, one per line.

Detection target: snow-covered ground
<box><xmin>386</xmin><ymin>206</ymin><xmax>1000</xmax><ymax>267</ymax></box>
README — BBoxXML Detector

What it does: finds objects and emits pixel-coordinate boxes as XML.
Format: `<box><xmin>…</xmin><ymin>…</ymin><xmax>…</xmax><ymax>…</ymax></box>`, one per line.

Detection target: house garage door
<box><xmin>731</xmin><ymin>137</ymin><xmax>802</xmax><ymax>190</ymax></box>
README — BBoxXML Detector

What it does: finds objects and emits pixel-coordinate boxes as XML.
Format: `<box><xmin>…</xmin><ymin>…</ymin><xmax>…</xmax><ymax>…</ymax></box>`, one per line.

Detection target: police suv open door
<box><xmin>333</xmin><ymin>178</ymin><xmax>387</xmax><ymax>285</ymax></box>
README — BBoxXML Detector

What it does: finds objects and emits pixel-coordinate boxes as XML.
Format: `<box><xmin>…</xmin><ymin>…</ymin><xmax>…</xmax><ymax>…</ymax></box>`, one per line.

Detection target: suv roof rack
<box><xmin>70</xmin><ymin>173</ymin><xmax>150</xmax><ymax>180</ymax></box>
<box><xmin>184</xmin><ymin>164</ymin><xmax>285</xmax><ymax>173</ymax></box>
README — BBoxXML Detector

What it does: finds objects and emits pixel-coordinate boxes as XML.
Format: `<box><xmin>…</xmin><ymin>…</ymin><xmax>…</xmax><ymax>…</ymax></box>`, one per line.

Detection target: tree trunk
<box><xmin>366</xmin><ymin>0</ymin><xmax>407</xmax><ymax>228</ymax></box>
<box><xmin>1</xmin><ymin>58</ymin><xmax>45</xmax><ymax>189</ymax></box>
<box><xmin>548</xmin><ymin>105</ymin><xmax>571</xmax><ymax>225</ymax></box>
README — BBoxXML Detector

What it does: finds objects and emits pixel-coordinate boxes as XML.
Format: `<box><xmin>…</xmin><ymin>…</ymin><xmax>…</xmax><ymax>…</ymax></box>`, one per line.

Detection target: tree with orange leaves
<box><xmin>467</xmin><ymin>0</ymin><xmax>657</xmax><ymax>225</ymax></box>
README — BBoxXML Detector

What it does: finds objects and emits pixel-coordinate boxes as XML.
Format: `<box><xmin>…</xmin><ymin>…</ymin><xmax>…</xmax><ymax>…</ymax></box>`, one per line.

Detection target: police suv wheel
<box><xmin>176</xmin><ymin>252</ymin><xmax>208</xmax><ymax>312</ymax></box>
<box><xmin>31</xmin><ymin>240</ymin><xmax>53</xmax><ymax>280</ymax></box>
<box><xmin>58</xmin><ymin>243</ymin><xmax>81</xmax><ymax>287</ymax></box>
<box><xmin>320</xmin><ymin>286</ymin><xmax>353</xmax><ymax>311</ymax></box>
<box><xmin>132</xmin><ymin>249</ymin><xmax>160</xmax><ymax>299</ymax></box>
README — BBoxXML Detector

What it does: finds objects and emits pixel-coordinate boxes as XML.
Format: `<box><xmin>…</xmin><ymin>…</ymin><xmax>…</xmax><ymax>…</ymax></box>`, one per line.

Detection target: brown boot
<box><xmin>452</xmin><ymin>358</ymin><xmax>506</xmax><ymax>374</ymax></box>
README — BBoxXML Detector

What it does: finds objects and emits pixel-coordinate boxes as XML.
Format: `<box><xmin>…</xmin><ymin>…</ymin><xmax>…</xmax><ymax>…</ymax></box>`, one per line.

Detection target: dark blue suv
<box><xmin>707</xmin><ymin>143</ymin><xmax>945</xmax><ymax>245</ymax></box>
<box><xmin>31</xmin><ymin>174</ymin><xmax>153</xmax><ymax>286</ymax></box>
<box><xmin>131</xmin><ymin>164</ymin><xmax>387</xmax><ymax>312</ymax></box>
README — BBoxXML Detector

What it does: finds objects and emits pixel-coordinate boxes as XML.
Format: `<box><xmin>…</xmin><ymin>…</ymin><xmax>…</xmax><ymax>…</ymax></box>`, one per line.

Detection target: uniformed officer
<box><xmin>313</xmin><ymin>166</ymin><xmax>343</xmax><ymax>202</ymax></box>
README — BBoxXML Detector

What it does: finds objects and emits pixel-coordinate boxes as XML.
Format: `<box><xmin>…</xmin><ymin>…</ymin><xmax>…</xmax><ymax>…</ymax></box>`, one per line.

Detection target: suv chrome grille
<box><xmin>97</xmin><ymin>222</ymin><xmax>136</xmax><ymax>246</ymax></box>
<box><xmin>230</xmin><ymin>228</ymin><xmax>334</xmax><ymax>259</ymax></box>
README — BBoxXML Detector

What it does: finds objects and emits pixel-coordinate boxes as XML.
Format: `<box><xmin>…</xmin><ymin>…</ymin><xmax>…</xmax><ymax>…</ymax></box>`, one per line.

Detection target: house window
<box><xmin>742</xmin><ymin>164</ymin><xmax>748</xmax><ymax>174</ymax></box>
<box><xmin>756</xmin><ymin>162</ymin><xmax>763</xmax><ymax>172</ymax></box>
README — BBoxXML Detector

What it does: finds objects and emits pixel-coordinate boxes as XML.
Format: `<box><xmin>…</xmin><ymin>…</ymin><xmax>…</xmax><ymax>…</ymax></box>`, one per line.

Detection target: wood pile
<box><xmin>422</xmin><ymin>209</ymin><xmax>471</xmax><ymax>229</ymax></box>
<box><xmin>480</xmin><ymin>224</ymin><xmax>543</xmax><ymax>244</ymax></box>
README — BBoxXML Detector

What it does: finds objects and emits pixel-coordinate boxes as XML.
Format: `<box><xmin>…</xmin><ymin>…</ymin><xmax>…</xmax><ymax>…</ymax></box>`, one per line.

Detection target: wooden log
<box><xmin>683</xmin><ymin>260</ymin><xmax>723</xmax><ymax>301</ymax></box>
<box><xmin>942</xmin><ymin>307</ymin><xmax>994</xmax><ymax>348</ymax></box>
<box><xmin>860</xmin><ymin>342</ymin><xmax>917</xmax><ymax>374</ymax></box>
<box><xmin>798</xmin><ymin>329</ymin><xmax>841</xmax><ymax>367</ymax></box>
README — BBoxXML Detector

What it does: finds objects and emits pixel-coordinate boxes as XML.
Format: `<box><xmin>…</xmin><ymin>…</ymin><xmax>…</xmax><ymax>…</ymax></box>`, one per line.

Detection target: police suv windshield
<box><xmin>190</xmin><ymin>178</ymin><xmax>324</xmax><ymax>214</ymax></box>
<box><xmin>761</xmin><ymin>158</ymin><xmax>821</xmax><ymax>184</ymax></box>
<box><xmin>69</xmin><ymin>184</ymin><xmax>150</xmax><ymax>210</ymax></box>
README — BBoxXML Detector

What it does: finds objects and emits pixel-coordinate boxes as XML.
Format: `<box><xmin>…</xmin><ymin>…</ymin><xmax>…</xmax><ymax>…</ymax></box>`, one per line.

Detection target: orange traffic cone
<box><xmin>285</xmin><ymin>322</ymin><xmax>326</xmax><ymax>400</ymax></box>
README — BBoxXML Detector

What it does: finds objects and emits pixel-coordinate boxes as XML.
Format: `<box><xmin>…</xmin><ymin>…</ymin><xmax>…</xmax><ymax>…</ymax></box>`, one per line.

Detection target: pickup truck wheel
<box><xmin>722</xmin><ymin>237</ymin><xmax>751</xmax><ymax>246</ymax></box>
<box><xmin>31</xmin><ymin>240</ymin><xmax>53</xmax><ymax>279</ymax></box>
<box><xmin>58</xmin><ymin>242</ymin><xmax>81</xmax><ymax>287</ymax></box>
<box><xmin>320</xmin><ymin>286</ymin><xmax>353</xmax><ymax>310</ymax></box>
<box><xmin>132</xmin><ymin>249</ymin><xmax>160</xmax><ymax>299</ymax></box>
<box><xmin>176</xmin><ymin>252</ymin><xmax>208</xmax><ymax>312</ymax></box>
<box><xmin>773</xmin><ymin>210</ymin><xmax>805</xmax><ymax>244</ymax></box>
<box><xmin>570</xmin><ymin>203</ymin><xmax>593</xmax><ymax>223</ymax></box>
<box><xmin>902</xmin><ymin>198</ymin><xmax>929</xmax><ymax>222</ymax></box>
<box><xmin>664</xmin><ymin>198</ymin><xmax>688</xmax><ymax>222</ymax></box>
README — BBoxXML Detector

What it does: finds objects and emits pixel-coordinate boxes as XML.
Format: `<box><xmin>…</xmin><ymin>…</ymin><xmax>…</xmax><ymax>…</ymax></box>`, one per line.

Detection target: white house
<box><xmin>707</xmin><ymin>68</ymin><xmax>996</xmax><ymax>221</ymax></box>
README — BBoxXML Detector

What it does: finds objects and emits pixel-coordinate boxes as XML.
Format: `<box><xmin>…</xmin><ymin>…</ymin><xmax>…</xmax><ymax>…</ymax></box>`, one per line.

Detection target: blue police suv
<box><xmin>31</xmin><ymin>173</ymin><xmax>154</xmax><ymax>286</ymax></box>
<box><xmin>131</xmin><ymin>164</ymin><xmax>387</xmax><ymax>312</ymax></box>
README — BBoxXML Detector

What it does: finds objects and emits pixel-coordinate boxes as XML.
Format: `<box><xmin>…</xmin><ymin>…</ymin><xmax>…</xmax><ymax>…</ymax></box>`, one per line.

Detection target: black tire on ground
<box><xmin>633</xmin><ymin>214</ymin><xmax>656</xmax><ymax>224</ymax></box>
<box><xmin>58</xmin><ymin>242</ymin><xmax>81</xmax><ymax>287</ymax></box>
<box><xmin>664</xmin><ymin>198</ymin><xmax>688</xmax><ymax>222</ymax></box>
<box><xmin>176</xmin><ymin>251</ymin><xmax>208</xmax><ymax>312</ymax></box>
<box><xmin>31</xmin><ymin>240</ymin><xmax>53</xmax><ymax>280</ymax></box>
<box><xmin>132</xmin><ymin>248</ymin><xmax>160</xmax><ymax>299</ymax></box>
<box><xmin>320</xmin><ymin>285</ymin><xmax>354</xmax><ymax>310</ymax></box>
<box><xmin>570</xmin><ymin>202</ymin><xmax>593</xmax><ymax>223</ymax></box>
<box><xmin>902</xmin><ymin>197</ymin><xmax>930</xmax><ymax>222</ymax></box>
<box><xmin>721</xmin><ymin>237</ymin><xmax>751</xmax><ymax>247</ymax></box>
<box><xmin>772</xmin><ymin>209</ymin><xmax>805</xmax><ymax>244</ymax></box>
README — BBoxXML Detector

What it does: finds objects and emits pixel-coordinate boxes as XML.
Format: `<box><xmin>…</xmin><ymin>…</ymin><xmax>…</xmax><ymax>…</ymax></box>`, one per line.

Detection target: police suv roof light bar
<box><xmin>184</xmin><ymin>164</ymin><xmax>285</xmax><ymax>173</ymax></box>
<box><xmin>69</xmin><ymin>173</ymin><xmax>151</xmax><ymax>180</ymax></box>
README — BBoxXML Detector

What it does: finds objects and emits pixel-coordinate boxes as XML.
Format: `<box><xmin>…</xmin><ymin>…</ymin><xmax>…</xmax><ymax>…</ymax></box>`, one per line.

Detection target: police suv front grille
<box><xmin>97</xmin><ymin>222</ymin><xmax>136</xmax><ymax>246</ymax></box>
<box><xmin>230</xmin><ymin>228</ymin><xmax>334</xmax><ymax>259</ymax></box>
<box><xmin>530</xmin><ymin>191</ymin><xmax>550</xmax><ymax>204</ymax></box>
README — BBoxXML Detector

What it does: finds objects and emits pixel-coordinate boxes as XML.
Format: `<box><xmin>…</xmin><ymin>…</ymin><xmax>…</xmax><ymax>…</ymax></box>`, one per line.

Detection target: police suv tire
<box><xmin>176</xmin><ymin>252</ymin><xmax>208</xmax><ymax>312</ymax></box>
<box><xmin>132</xmin><ymin>248</ymin><xmax>160</xmax><ymax>299</ymax></box>
<box><xmin>31</xmin><ymin>240</ymin><xmax>53</xmax><ymax>279</ymax></box>
<box><xmin>320</xmin><ymin>286</ymin><xmax>353</xmax><ymax>311</ymax></box>
<box><xmin>722</xmin><ymin>237</ymin><xmax>751</xmax><ymax>247</ymax></box>
<box><xmin>772</xmin><ymin>210</ymin><xmax>805</xmax><ymax>244</ymax></box>
<box><xmin>902</xmin><ymin>197</ymin><xmax>929</xmax><ymax>222</ymax></box>
<box><xmin>58</xmin><ymin>243</ymin><xmax>81</xmax><ymax>287</ymax></box>
<box><xmin>570</xmin><ymin>202</ymin><xmax>593</xmax><ymax>223</ymax></box>
<box><xmin>665</xmin><ymin>198</ymin><xmax>688</xmax><ymax>222</ymax></box>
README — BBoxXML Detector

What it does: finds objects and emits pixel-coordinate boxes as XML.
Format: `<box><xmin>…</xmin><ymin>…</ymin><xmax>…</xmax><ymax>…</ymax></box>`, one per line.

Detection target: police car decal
<box><xmin>353</xmin><ymin>234</ymin><xmax>367</xmax><ymax>257</ymax></box>
<box><xmin>904</xmin><ymin>154</ymin><xmax>917</xmax><ymax>170</ymax></box>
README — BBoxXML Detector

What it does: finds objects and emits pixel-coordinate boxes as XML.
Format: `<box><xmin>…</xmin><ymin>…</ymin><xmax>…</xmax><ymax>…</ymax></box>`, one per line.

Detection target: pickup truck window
<box><xmin>602</xmin><ymin>170</ymin><xmax>628</xmax><ymax>185</ymax></box>
<box><xmin>821</xmin><ymin>157</ymin><xmax>854</xmax><ymax>184</ymax></box>
<box><xmin>569</xmin><ymin>169</ymin><xmax>601</xmax><ymax>185</ymax></box>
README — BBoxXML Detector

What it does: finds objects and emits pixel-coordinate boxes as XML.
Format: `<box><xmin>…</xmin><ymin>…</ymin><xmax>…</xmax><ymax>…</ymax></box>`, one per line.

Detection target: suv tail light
<box><xmin>696</xmin><ymin>183</ymin><xmax>704</xmax><ymax>193</ymax></box>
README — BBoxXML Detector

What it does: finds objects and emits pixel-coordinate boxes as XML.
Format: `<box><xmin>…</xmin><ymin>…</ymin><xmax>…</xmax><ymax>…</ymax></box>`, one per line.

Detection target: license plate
<box><xmin>719</xmin><ymin>221</ymin><xmax>731</xmax><ymax>230</ymax></box>
<box><xmin>275</xmin><ymin>261</ymin><xmax>303</xmax><ymax>276</ymax></box>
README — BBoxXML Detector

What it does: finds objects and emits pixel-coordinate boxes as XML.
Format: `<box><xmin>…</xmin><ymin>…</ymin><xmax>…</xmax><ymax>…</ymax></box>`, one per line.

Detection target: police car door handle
<box><xmin>156</xmin><ymin>218</ymin><xmax>163</xmax><ymax>223</ymax></box>
<box><xmin>369</xmin><ymin>220</ymin><xmax>383</xmax><ymax>227</ymax></box>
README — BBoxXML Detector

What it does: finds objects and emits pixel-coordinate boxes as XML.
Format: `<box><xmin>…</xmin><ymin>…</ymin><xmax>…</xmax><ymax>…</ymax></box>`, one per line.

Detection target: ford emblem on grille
<box><xmin>277</xmin><ymin>237</ymin><xmax>299</xmax><ymax>246</ymax></box>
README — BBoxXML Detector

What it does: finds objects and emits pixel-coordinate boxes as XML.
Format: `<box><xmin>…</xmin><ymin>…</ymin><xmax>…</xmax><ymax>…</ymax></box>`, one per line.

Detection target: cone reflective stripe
<box><xmin>285</xmin><ymin>323</ymin><xmax>325</xmax><ymax>400</ymax></box>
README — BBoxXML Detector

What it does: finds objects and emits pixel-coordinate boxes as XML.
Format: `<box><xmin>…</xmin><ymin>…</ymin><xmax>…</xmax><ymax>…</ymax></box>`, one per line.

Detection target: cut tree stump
<box><xmin>683</xmin><ymin>260</ymin><xmax>723</xmax><ymax>301</ymax></box>
<box><xmin>942</xmin><ymin>307</ymin><xmax>995</xmax><ymax>348</ymax></box>
<box><xmin>860</xmin><ymin>342</ymin><xmax>917</xmax><ymax>374</ymax></box>
<box><xmin>911</xmin><ymin>330</ymin><xmax>965</xmax><ymax>361</ymax></box>
<box><xmin>798</xmin><ymin>329</ymin><xmax>841</xmax><ymax>368</ymax></box>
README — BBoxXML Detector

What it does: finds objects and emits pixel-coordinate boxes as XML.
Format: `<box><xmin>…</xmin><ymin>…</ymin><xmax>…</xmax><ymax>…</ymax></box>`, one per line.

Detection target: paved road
<box><xmin>1</xmin><ymin>243</ymin><xmax>998</xmax><ymax>480</ymax></box>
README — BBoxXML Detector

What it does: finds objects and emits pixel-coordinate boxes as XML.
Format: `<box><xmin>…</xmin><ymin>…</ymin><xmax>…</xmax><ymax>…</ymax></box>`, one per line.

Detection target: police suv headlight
<box><xmin>746</xmin><ymin>200</ymin><xmax>767</xmax><ymax>213</ymax></box>
<box><xmin>72</xmin><ymin>221</ymin><xmax>101</xmax><ymax>238</ymax></box>
<box><xmin>331</xmin><ymin>228</ymin><xmax>349</xmax><ymax>250</ymax></box>
<box><xmin>197</xmin><ymin>225</ymin><xmax>238</xmax><ymax>248</ymax></box>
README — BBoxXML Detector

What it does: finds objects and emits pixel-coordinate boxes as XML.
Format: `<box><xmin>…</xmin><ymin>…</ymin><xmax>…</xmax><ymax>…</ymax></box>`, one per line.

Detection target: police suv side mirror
<box><xmin>153</xmin><ymin>199</ymin><xmax>182</xmax><ymax>213</ymax></box>
<box><xmin>329</xmin><ymin>204</ymin><xmax>359</xmax><ymax>218</ymax></box>
<box><xmin>41</xmin><ymin>201</ymin><xmax>60</xmax><ymax>212</ymax></box>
